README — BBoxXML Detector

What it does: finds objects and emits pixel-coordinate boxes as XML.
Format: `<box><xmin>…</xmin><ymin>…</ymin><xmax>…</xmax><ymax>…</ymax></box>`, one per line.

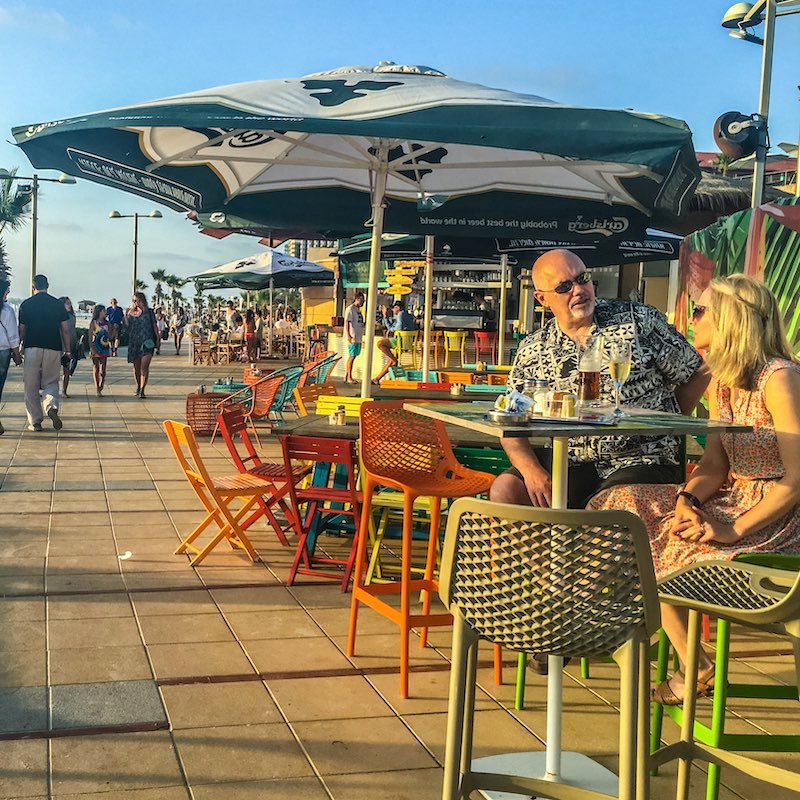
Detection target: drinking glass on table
<box><xmin>609</xmin><ymin>340</ymin><xmax>632</xmax><ymax>417</ymax></box>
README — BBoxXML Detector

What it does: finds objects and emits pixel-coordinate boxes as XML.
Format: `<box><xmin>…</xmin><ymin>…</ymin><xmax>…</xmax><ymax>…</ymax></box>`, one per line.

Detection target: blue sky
<box><xmin>1</xmin><ymin>0</ymin><xmax>798</xmax><ymax>301</ymax></box>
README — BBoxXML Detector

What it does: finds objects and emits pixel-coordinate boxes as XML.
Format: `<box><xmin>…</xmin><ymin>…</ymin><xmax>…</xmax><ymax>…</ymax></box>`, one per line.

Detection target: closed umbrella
<box><xmin>13</xmin><ymin>61</ymin><xmax>699</xmax><ymax>396</ymax></box>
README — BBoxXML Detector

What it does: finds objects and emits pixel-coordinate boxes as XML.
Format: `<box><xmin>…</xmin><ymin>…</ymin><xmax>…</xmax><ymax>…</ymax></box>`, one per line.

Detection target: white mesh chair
<box><xmin>653</xmin><ymin>560</ymin><xmax>800</xmax><ymax>800</ymax></box>
<box><xmin>438</xmin><ymin>498</ymin><xmax>661</xmax><ymax>800</ymax></box>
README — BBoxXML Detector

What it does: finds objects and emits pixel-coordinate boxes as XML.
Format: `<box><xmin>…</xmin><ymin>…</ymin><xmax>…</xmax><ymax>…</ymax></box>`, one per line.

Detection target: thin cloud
<box><xmin>110</xmin><ymin>13</ymin><xmax>144</xmax><ymax>33</ymax></box>
<box><xmin>0</xmin><ymin>4</ymin><xmax>71</xmax><ymax>38</ymax></box>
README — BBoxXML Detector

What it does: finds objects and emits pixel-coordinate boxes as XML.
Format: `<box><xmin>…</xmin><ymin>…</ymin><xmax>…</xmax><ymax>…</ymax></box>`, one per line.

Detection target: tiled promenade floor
<box><xmin>0</xmin><ymin>344</ymin><xmax>798</xmax><ymax>799</ymax></box>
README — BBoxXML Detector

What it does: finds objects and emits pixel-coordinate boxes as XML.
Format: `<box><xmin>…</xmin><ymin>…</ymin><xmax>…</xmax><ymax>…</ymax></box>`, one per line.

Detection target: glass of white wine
<box><xmin>609</xmin><ymin>341</ymin><xmax>632</xmax><ymax>417</ymax></box>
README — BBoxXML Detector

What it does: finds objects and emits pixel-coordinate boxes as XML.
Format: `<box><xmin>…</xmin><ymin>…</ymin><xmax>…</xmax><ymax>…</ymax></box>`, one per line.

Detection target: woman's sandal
<box><xmin>651</xmin><ymin>666</ymin><xmax>715</xmax><ymax>706</ymax></box>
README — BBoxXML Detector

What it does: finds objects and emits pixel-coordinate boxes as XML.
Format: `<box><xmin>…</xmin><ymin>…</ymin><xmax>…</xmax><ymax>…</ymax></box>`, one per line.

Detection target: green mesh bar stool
<box><xmin>652</xmin><ymin>560</ymin><xmax>800</xmax><ymax>800</ymax></box>
<box><xmin>439</xmin><ymin>499</ymin><xmax>661</xmax><ymax>800</ymax></box>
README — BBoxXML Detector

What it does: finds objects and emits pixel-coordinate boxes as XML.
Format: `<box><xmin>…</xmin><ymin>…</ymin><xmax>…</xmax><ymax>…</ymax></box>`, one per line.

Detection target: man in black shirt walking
<box><xmin>18</xmin><ymin>275</ymin><xmax>70</xmax><ymax>431</ymax></box>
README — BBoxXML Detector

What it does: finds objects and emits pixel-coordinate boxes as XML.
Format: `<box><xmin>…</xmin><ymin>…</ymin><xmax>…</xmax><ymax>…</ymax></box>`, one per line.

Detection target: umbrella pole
<box><xmin>268</xmin><ymin>277</ymin><xmax>274</xmax><ymax>357</ymax></box>
<box><xmin>360</xmin><ymin>145</ymin><xmax>389</xmax><ymax>399</ymax></box>
<box><xmin>421</xmin><ymin>236</ymin><xmax>435</xmax><ymax>380</ymax></box>
<box><xmin>497</xmin><ymin>254</ymin><xmax>509</xmax><ymax>365</ymax></box>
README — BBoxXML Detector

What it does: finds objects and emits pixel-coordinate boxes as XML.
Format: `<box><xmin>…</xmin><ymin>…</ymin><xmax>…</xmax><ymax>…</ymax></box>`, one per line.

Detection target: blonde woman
<box><xmin>590</xmin><ymin>275</ymin><xmax>800</xmax><ymax>703</ymax></box>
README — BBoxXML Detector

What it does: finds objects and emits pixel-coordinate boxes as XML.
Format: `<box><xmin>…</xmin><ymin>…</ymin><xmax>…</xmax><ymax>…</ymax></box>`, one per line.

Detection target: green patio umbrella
<box><xmin>12</xmin><ymin>61</ymin><xmax>700</xmax><ymax>397</ymax></box>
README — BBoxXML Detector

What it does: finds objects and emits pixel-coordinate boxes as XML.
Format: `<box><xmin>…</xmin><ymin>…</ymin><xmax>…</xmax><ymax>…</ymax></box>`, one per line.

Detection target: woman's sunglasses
<box><xmin>691</xmin><ymin>304</ymin><xmax>707</xmax><ymax>322</ymax></box>
<box><xmin>540</xmin><ymin>270</ymin><xmax>593</xmax><ymax>295</ymax></box>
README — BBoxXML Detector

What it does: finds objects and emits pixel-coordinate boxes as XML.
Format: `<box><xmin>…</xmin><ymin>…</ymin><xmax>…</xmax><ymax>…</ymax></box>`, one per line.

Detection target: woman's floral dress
<box><xmin>589</xmin><ymin>358</ymin><xmax>800</xmax><ymax>579</ymax></box>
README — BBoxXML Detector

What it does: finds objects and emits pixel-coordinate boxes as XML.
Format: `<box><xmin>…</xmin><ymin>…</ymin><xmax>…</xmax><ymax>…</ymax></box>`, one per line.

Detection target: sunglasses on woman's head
<box><xmin>541</xmin><ymin>270</ymin><xmax>593</xmax><ymax>294</ymax></box>
<box><xmin>691</xmin><ymin>304</ymin><xmax>707</xmax><ymax>322</ymax></box>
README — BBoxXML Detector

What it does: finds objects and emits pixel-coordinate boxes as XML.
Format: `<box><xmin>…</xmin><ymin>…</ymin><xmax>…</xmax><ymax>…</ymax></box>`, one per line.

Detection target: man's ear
<box><xmin>533</xmin><ymin>290</ymin><xmax>549</xmax><ymax>309</ymax></box>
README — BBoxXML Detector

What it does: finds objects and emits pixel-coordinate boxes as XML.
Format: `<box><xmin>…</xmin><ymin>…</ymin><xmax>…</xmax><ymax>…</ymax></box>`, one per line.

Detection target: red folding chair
<box><xmin>216</xmin><ymin>405</ymin><xmax>311</xmax><ymax>546</ymax></box>
<box><xmin>213</xmin><ymin>372</ymin><xmax>285</xmax><ymax>446</ymax></box>
<box><xmin>280</xmin><ymin>435</ymin><xmax>362</xmax><ymax>591</ymax></box>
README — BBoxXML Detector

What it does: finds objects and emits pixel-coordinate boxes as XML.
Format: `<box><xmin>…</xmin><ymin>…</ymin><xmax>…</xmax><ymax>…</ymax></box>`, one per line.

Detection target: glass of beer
<box><xmin>576</xmin><ymin>334</ymin><xmax>603</xmax><ymax>406</ymax></box>
<box><xmin>609</xmin><ymin>340</ymin><xmax>632</xmax><ymax>416</ymax></box>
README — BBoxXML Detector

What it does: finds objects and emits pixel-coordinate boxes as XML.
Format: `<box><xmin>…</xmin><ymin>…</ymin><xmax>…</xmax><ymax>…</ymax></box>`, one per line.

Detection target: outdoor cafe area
<box><xmin>1</xmin><ymin>349</ymin><xmax>799</xmax><ymax>799</ymax></box>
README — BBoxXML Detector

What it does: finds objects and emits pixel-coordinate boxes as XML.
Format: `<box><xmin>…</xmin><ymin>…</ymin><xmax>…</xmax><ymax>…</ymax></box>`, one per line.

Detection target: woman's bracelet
<box><xmin>677</xmin><ymin>490</ymin><xmax>703</xmax><ymax>509</ymax></box>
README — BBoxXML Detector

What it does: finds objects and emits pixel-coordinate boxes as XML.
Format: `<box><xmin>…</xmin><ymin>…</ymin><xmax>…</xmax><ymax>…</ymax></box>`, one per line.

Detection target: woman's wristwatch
<box><xmin>677</xmin><ymin>490</ymin><xmax>703</xmax><ymax>509</ymax></box>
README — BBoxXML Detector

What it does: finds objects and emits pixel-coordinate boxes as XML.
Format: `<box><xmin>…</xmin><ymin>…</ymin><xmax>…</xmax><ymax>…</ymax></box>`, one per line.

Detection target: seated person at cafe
<box><xmin>373</xmin><ymin>301</ymin><xmax>418</xmax><ymax>384</ymax></box>
<box><xmin>591</xmin><ymin>275</ymin><xmax>800</xmax><ymax>704</ymax></box>
<box><xmin>489</xmin><ymin>249</ymin><xmax>710</xmax><ymax>510</ymax></box>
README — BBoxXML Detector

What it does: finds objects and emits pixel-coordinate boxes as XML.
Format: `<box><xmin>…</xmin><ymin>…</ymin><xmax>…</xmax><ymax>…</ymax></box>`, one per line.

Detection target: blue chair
<box><xmin>270</xmin><ymin>366</ymin><xmax>304</xmax><ymax>419</ymax></box>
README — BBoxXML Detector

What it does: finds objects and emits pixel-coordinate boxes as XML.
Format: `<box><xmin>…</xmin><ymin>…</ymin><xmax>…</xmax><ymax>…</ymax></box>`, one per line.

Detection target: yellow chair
<box><xmin>442</xmin><ymin>331</ymin><xmax>467</xmax><ymax>367</ymax></box>
<box><xmin>393</xmin><ymin>330</ymin><xmax>419</xmax><ymax>370</ymax></box>
<box><xmin>379</xmin><ymin>379</ymin><xmax>421</xmax><ymax>390</ymax></box>
<box><xmin>316</xmin><ymin>395</ymin><xmax>369</xmax><ymax>418</ymax></box>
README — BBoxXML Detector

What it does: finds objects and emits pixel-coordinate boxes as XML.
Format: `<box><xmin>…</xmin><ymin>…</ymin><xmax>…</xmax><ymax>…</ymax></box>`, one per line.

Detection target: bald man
<box><xmin>491</xmin><ymin>249</ymin><xmax>710</xmax><ymax>510</ymax></box>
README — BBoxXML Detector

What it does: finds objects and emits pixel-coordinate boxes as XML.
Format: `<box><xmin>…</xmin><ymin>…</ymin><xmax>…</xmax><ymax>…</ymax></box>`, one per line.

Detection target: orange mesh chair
<box><xmin>281</xmin><ymin>435</ymin><xmax>362</xmax><ymax>591</ymax></box>
<box><xmin>214</xmin><ymin>372</ymin><xmax>285</xmax><ymax>446</ymax></box>
<box><xmin>473</xmin><ymin>331</ymin><xmax>498</xmax><ymax>363</ymax></box>
<box><xmin>216</xmin><ymin>405</ymin><xmax>311</xmax><ymax>545</ymax></box>
<box><xmin>348</xmin><ymin>400</ymin><xmax>495</xmax><ymax>697</ymax></box>
<box><xmin>163</xmin><ymin>420</ymin><xmax>272</xmax><ymax>566</ymax></box>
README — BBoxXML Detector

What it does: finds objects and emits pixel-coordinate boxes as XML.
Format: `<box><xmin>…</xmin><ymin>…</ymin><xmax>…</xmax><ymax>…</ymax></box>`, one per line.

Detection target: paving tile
<box><xmin>0</xmin><ymin>738</ymin><xmax>48</xmax><ymax>798</ymax></box>
<box><xmin>191</xmin><ymin>776</ymin><xmax>328</xmax><ymax>800</ymax></box>
<box><xmin>50</xmin><ymin>679</ymin><xmax>166</xmax><ymax>729</ymax></box>
<box><xmin>269</xmin><ymin>674</ymin><xmax>393</xmax><ymax>722</ymax></box>
<box><xmin>161</xmin><ymin>681</ymin><xmax>281</xmax><ymax>729</ymax></box>
<box><xmin>173</xmin><ymin>723</ymin><xmax>314</xmax><ymax>784</ymax></box>
<box><xmin>147</xmin><ymin>641</ymin><xmax>255</xmax><ymax>680</ymax></box>
<box><xmin>0</xmin><ymin>492</ymin><xmax>51</xmax><ymax>513</ymax></box>
<box><xmin>124</xmin><ymin>571</ymin><xmax>204</xmax><ymax>590</ymax></box>
<box><xmin>131</xmin><ymin>589</ymin><xmax>219</xmax><ymax>616</ymax></box>
<box><xmin>210</xmin><ymin>585</ymin><xmax>300</xmax><ymax>614</ymax></box>
<box><xmin>48</xmin><ymin>593</ymin><xmax>133</xmax><ymax>620</ymax></box>
<box><xmin>139</xmin><ymin>613</ymin><xmax>235</xmax><ymax>645</ymax></box>
<box><xmin>51</xmin><ymin>731</ymin><xmax>184</xmax><ymax>795</ymax></box>
<box><xmin>0</xmin><ymin>538</ymin><xmax>48</xmax><ymax>558</ymax></box>
<box><xmin>0</xmin><ymin>648</ymin><xmax>46</xmax><ymax>688</ymax></box>
<box><xmin>196</xmin><ymin>566</ymin><xmax>280</xmax><ymax>586</ymax></box>
<box><xmin>245</xmin><ymin>636</ymin><xmax>353</xmax><ymax>675</ymax></box>
<box><xmin>47</xmin><ymin>554</ymin><xmax>122</xmax><ymax>575</ymax></box>
<box><xmin>288</xmin><ymin>584</ymin><xmax>355</xmax><ymax>609</ymax></box>
<box><xmin>114</xmin><ymin>537</ymin><xmax>182</xmax><ymax>555</ymax></box>
<box><xmin>0</xmin><ymin>573</ymin><xmax>45</xmax><ymax>596</ymax></box>
<box><xmin>225</xmin><ymin>609</ymin><xmax>324</xmax><ymax>641</ymax></box>
<box><xmin>52</xmin><ymin>789</ymin><xmax>190</xmax><ymax>800</ymax></box>
<box><xmin>47</xmin><ymin>538</ymin><xmax>119</xmax><ymax>557</ymax></box>
<box><xmin>0</xmin><ymin>620</ymin><xmax>46</xmax><ymax>653</ymax></box>
<box><xmin>49</xmin><ymin>645</ymin><xmax>152</xmax><ymax>685</ymax></box>
<box><xmin>0</xmin><ymin>685</ymin><xmax>47</xmax><ymax>733</ymax></box>
<box><xmin>0</xmin><ymin>597</ymin><xmax>45</xmax><ymax>622</ymax></box>
<box><xmin>342</xmin><ymin>632</ymin><xmax>448</xmax><ymax>671</ymax></box>
<box><xmin>46</xmin><ymin>573</ymin><xmax>127</xmax><ymax>593</ymax></box>
<box><xmin>325</xmin><ymin>767</ymin><xmax>444</xmax><ymax>800</ymax></box>
<box><xmin>294</xmin><ymin>715</ymin><xmax>438</xmax><ymax>776</ymax></box>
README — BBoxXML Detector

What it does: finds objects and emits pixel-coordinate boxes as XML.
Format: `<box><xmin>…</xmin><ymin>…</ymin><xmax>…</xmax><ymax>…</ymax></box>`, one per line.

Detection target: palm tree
<box><xmin>0</xmin><ymin>167</ymin><xmax>32</xmax><ymax>282</ymax></box>
<box><xmin>193</xmin><ymin>284</ymin><xmax>206</xmax><ymax>317</ymax></box>
<box><xmin>163</xmin><ymin>274</ymin><xmax>186</xmax><ymax>313</ymax></box>
<box><xmin>135</xmin><ymin>279</ymin><xmax>148</xmax><ymax>293</ymax></box>
<box><xmin>207</xmin><ymin>294</ymin><xmax>225</xmax><ymax>320</ymax></box>
<box><xmin>712</xmin><ymin>153</ymin><xmax>736</xmax><ymax>177</ymax></box>
<box><xmin>150</xmin><ymin>268</ymin><xmax>167</xmax><ymax>307</ymax></box>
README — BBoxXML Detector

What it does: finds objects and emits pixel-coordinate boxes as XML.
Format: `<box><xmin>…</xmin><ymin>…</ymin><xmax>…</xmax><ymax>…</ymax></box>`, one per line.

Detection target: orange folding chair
<box><xmin>163</xmin><ymin>420</ymin><xmax>274</xmax><ymax>566</ymax></box>
<box><xmin>216</xmin><ymin>405</ymin><xmax>311</xmax><ymax>546</ymax></box>
<box><xmin>293</xmin><ymin>383</ymin><xmax>339</xmax><ymax>416</ymax></box>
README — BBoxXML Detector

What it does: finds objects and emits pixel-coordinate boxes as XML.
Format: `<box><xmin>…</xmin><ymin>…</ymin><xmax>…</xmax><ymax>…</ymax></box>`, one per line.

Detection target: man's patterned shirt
<box><xmin>508</xmin><ymin>300</ymin><xmax>703</xmax><ymax>478</ymax></box>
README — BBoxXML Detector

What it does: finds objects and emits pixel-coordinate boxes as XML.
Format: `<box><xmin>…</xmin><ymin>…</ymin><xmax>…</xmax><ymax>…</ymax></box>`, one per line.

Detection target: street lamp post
<box><xmin>0</xmin><ymin>170</ymin><xmax>76</xmax><ymax>291</ymax></box>
<box><xmin>108</xmin><ymin>210</ymin><xmax>163</xmax><ymax>298</ymax></box>
<box><xmin>721</xmin><ymin>0</ymin><xmax>800</xmax><ymax>207</ymax></box>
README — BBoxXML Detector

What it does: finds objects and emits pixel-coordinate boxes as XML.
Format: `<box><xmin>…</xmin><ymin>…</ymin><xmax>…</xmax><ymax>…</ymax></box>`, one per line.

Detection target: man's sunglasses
<box><xmin>691</xmin><ymin>304</ymin><xmax>707</xmax><ymax>322</ymax></box>
<box><xmin>540</xmin><ymin>270</ymin><xmax>593</xmax><ymax>295</ymax></box>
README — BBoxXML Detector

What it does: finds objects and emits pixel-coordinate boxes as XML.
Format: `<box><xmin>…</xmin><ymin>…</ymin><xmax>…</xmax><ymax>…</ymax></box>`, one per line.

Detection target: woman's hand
<box><xmin>671</xmin><ymin>509</ymin><xmax>740</xmax><ymax>544</ymax></box>
<box><xmin>668</xmin><ymin>500</ymin><xmax>703</xmax><ymax>535</ymax></box>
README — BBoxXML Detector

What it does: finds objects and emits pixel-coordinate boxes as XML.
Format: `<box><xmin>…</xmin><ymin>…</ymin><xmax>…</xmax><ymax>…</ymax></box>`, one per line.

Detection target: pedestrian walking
<box><xmin>88</xmin><ymin>304</ymin><xmax>110</xmax><ymax>396</ymax></box>
<box><xmin>125</xmin><ymin>292</ymin><xmax>158</xmax><ymax>398</ymax></box>
<box><xmin>0</xmin><ymin>280</ymin><xmax>22</xmax><ymax>435</ymax></box>
<box><xmin>18</xmin><ymin>274</ymin><xmax>71</xmax><ymax>431</ymax></box>
<box><xmin>59</xmin><ymin>297</ymin><xmax>79</xmax><ymax>397</ymax></box>
<box><xmin>106</xmin><ymin>298</ymin><xmax>124</xmax><ymax>356</ymax></box>
<box><xmin>171</xmin><ymin>306</ymin><xmax>188</xmax><ymax>356</ymax></box>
